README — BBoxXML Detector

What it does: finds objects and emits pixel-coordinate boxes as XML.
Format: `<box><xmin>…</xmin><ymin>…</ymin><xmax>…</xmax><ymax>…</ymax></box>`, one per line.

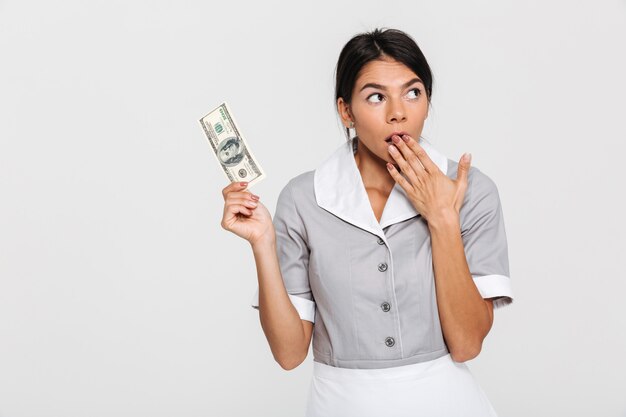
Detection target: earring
<box><xmin>349</xmin><ymin>121</ymin><xmax>354</xmax><ymax>129</ymax></box>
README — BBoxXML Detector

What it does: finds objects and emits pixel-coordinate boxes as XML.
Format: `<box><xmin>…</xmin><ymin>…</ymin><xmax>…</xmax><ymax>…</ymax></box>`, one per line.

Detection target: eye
<box><xmin>366</xmin><ymin>93</ymin><xmax>384</xmax><ymax>103</ymax></box>
<box><xmin>406</xmin><ymin>88</ymin><xmax>422</xmax><ymax>99</ymax></box>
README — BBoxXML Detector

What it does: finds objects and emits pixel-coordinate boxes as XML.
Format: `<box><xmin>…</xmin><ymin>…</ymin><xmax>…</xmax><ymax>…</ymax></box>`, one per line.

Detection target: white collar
<box><xmin>313</xmin><ymin>136</ymin><xmax>448</xmax><ymax>239</ymax></box>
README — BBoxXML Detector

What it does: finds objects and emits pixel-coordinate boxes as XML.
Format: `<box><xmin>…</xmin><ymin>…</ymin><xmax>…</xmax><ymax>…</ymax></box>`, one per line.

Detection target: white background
<box><xmin>1</xmin><ymin>1</ymin><xmax>625</xmax><ymax>416</ymax></box>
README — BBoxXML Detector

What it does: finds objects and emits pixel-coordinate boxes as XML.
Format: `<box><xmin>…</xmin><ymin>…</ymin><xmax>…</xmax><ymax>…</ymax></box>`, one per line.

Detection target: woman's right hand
<box><xmin>221</xmin><ymin>181</ymin><xmax>274</xmax><ymax>246</ymax></box>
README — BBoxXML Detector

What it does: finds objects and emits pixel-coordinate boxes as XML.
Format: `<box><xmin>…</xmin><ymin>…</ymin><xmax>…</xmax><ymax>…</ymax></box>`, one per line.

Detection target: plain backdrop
<box><xmin>1</xmin><ymin>1</ymin><xmax>625</xmax><ymax>416</ymax></box>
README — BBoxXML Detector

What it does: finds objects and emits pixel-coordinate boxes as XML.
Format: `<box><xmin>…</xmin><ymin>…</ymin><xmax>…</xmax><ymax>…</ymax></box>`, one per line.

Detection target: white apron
<box><xmin>305</xmin><ymin>354</ymin><xmax>498</xmax><ymax>417</ymax></box>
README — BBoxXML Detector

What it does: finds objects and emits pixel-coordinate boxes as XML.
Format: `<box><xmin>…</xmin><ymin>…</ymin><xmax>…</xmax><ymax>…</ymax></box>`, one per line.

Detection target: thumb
<box><xmin>457</xmin><ymin>153</ymin><xmax>472</xmax><ymax>183</ymax></box>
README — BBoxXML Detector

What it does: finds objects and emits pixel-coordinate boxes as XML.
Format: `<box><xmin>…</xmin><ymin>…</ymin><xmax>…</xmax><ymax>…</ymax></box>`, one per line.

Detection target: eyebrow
<box><xmin>359</xmin><ymin>77</ymin><xmax>423</xmax><ymax>92</ymax></box>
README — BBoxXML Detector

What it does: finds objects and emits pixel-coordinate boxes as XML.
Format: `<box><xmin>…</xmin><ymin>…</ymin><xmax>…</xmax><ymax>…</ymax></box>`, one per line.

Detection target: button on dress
<box><xmin>251</xmin><ymin>136</ymin><xmax>514</xmax><ymax>416</ymax></box>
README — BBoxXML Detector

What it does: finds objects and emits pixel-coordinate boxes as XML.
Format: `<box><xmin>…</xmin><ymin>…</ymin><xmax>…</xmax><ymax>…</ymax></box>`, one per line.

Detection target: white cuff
<box><xmin>250</xmin><ymin>287</ymin><xmax>316</xmax><ymax>323</ymax></box>
<box><xmin>472</xmin><ymin>274</ymin><xmax>514</xmax><ymax>309</ymax></box>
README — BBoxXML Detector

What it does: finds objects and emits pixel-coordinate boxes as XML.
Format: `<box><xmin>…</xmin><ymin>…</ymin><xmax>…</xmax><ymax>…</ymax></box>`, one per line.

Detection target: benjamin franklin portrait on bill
<box><xmin>217</xmin><ymin>136</ymin><xmax>244</xmax><ymax>167</ymax></box>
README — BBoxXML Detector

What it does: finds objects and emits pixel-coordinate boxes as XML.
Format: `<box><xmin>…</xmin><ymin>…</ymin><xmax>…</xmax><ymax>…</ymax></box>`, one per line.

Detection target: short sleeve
<box><xmin>461</xmin><ymin>168</ymin><xmax>514</xmax><ymax>309</ymax></box>
<box><xmin>250</xmin><ymin>181</ymin><xmax>316</xmax><ymax>323</ymax></box>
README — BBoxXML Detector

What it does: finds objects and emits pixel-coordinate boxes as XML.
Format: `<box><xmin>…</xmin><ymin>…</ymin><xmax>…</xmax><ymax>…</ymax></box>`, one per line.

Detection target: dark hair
<box><xmin>334</xmin><ymin>28</ymin><xmax>434</xmax><ymax>140</ymax></box>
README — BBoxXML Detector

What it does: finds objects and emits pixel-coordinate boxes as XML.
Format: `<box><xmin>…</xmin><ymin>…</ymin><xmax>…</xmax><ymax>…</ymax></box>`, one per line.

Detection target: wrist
<box><xmin>250</xmin><ymin>235</ymin><xmax>276</xmax><ymax>253</ymax></box>
<box><xmin>426</xmin><ymin>209</ymin><xmax>460</xmax><ymax>232</ymax></box>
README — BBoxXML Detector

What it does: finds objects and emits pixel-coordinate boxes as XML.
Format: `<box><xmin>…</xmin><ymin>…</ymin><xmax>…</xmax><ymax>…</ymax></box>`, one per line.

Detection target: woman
<box><xmin>221</xmin><ymin>28</ymin><xmax>513</xmax><ymax>417</ymax></box>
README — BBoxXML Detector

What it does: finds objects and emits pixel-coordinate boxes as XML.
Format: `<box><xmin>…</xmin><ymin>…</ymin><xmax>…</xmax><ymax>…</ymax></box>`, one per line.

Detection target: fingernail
<box><xmin>463</xmin><ymin>153</ymin><xmax>472</xmax><ymax>163</ymax></box>
<box><xmin>402</xmin><ymin>135</ymin><xmax>410</xmax><ymax>142</ymax></box>
<box><xmin>251</xmin><ymin>194</ymin><xmax>259</xmax><ymax>200</ymax></box>
<box><xmin>240</xmin><ymin>182</ymin><xmax>248</xmax><ymax>187</ymax></box>
<box><xmin>388</xmin><ymin>145</ymin><xmax>397</xmax><ymax>153</ymax></box>
<box><xmin>391</xmin><ymin>135</ymin><xmax>401</xmax><ymax>144</ymax></box>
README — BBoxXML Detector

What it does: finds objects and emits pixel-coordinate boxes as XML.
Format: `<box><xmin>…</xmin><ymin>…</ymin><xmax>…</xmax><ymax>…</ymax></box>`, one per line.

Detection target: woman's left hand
<box><xmin>386</xmin><ymin>134</ymin><xmax>471</xmax><ymax>226</ymax></box>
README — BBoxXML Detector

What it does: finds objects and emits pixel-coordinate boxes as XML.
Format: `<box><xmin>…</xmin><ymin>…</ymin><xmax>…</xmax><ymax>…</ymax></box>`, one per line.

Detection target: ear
<box><xmin>337</xmin><ymin>97</ymin><xmax>353</xmax><ymax>127</ymax></box>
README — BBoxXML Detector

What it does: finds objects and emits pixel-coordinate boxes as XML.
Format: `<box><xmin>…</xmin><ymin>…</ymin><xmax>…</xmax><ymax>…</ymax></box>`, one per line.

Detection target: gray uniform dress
<box><xmin>251</xmin><ymin>136</ymin><xmax>513</xmax><ymax>370</ymax></box>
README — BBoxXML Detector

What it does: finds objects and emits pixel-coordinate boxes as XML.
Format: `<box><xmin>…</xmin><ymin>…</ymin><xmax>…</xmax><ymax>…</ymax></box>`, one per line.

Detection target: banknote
<box><xmin>199</xmin><ymin>102</ymin><xmax>266</xmax><ymax>188</ymax></box>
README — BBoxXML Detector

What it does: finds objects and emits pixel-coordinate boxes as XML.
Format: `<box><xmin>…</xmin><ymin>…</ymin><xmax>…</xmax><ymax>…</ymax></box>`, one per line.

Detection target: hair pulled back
<box><xmin>334</xmin><ymin>28</ymin><xmax>433</xmax><ymax>140</ymax></box>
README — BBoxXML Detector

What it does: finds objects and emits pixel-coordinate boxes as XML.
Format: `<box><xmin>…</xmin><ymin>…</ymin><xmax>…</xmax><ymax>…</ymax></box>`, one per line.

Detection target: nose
<box><xmin>386</xmin><ymin>98</ymin><xmax>407</xmax><ymax>124</ymax></box>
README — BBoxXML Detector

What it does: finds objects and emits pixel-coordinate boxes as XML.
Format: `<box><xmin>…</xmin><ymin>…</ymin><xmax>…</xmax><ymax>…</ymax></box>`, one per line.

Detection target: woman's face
<box><xmin>338</xmin><ymin>57</ymin><xmax>429</xmax><ymax>165</ymax></box>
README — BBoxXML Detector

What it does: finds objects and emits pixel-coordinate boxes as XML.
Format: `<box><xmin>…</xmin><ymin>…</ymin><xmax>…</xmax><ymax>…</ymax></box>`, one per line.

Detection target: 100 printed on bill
<box><xmin>199</xmin><ymin>102</ymin><xmax>266</xmax><ymax>188</ymax></box>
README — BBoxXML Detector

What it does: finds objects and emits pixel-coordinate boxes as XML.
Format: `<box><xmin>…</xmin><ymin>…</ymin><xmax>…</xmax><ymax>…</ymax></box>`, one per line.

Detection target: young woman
<box><xmin>221</xmin><ymin>28</ymin><xmax>513</xmax><ymax>417</ymax></box>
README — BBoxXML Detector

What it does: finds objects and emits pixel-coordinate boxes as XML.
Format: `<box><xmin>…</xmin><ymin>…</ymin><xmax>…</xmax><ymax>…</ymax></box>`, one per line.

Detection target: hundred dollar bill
<box><xmin>199</xmin><ymin>102</ymin><xmax>266</xmax><ymax>188</ymax></box>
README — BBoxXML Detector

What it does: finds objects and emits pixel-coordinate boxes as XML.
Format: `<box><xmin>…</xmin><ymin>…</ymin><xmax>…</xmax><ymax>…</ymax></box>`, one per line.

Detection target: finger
<box><xmin>226</xmin><ymin>202</ymin><xmax>254</xmax><ymax>217</ymax></box>
<box><xmin>391</xmin><ymin>135</ymin><xmax>426</xmax><ymax>177</ymax></box>
<box><xmin>222</xmin><ymin>181</ymin><xmax>250</xmax><ymax>200</ymax></box>
<box><xmin>386</xmin><ymin>161</ymin><xmax>413</xmax><ymax>191</ymax></box>
<box><xmin>228</xmin><ymin>191</ymin><xmax>260</xmax><ymax>201</ymax></box>
<box><xmin>456</xmin><ymin>152</ymin><xmax>472</xmax><ymax>184</ymax></box>
<box><xmin>238</xmin><ymin>206</ymin><xmax>253</xmax><ymax>216</ymax></box>
<box><xmin>227</xmin><ymin>197</ymin><xmax>259</xmax><ymax>210</ymax></box>
<box><xmin>387</xmin><ymin>143</ymin><xmax>421</xmax><ymax>187</ymax></box>
<box><xmin>401</xmin><ymin>135</ymin><xmax>439</xmax><ymax>174</ymax></box>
